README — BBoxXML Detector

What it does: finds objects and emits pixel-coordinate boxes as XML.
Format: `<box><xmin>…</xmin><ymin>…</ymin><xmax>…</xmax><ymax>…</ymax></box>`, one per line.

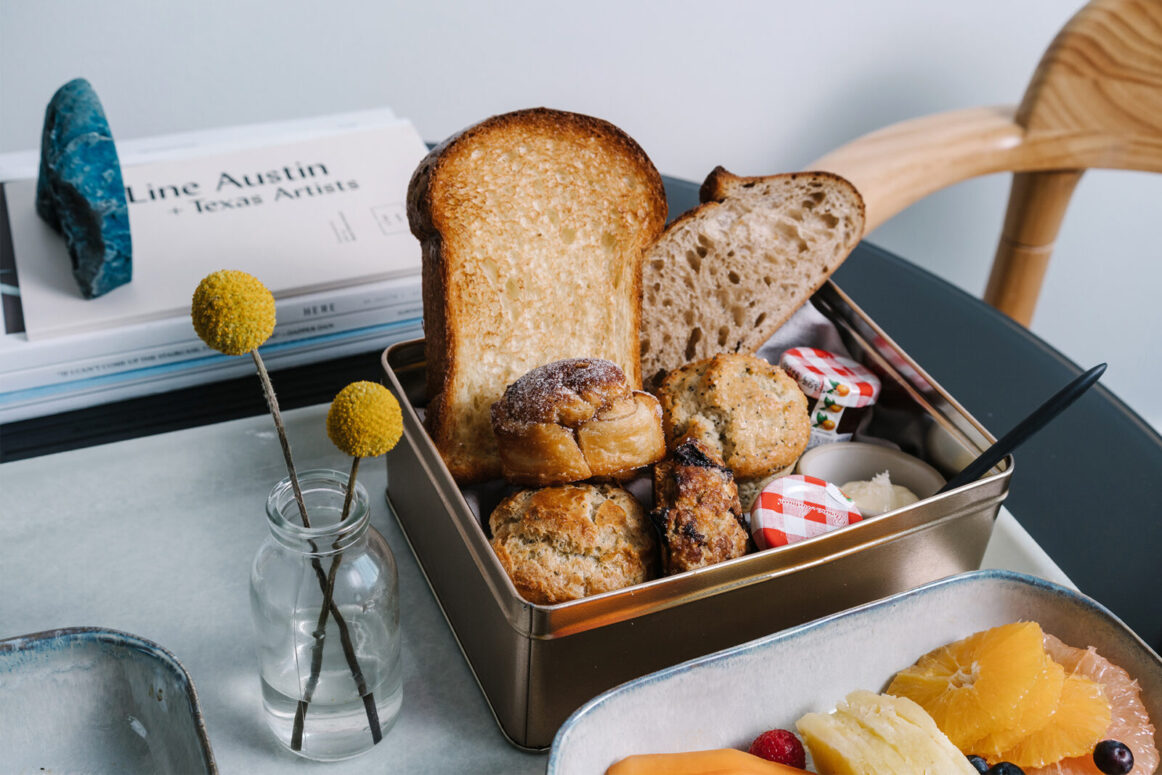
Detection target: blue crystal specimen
<box><xmin>36</xmin><ymin>78</ymin><xmax>131</xmax><ymax>299</ymax></box>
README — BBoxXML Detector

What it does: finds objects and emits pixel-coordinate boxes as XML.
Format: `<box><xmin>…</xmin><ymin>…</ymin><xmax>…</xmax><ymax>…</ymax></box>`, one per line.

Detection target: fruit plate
<box><xmin>547</xmin><ymin>569</ymin><xmax>1162</xmax><ymax>774</ymax></box>
<box><xmin>0</xmin><ymin>627</ymin><xmax>216</xmax><ymax>774</ymax></box>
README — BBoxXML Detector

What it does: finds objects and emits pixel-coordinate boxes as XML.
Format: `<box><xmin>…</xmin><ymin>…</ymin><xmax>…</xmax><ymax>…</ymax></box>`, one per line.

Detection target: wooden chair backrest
<box><xmin>809</xmin><ymin>0</ymin><xmax>1162</xmax><ymax>326</ymax></box>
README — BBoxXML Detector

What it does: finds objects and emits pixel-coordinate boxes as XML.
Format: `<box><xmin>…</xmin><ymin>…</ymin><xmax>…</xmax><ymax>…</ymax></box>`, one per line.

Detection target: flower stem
<box><xmin>249</xmin><ymin>351</ymin><xmax>379</xmax><ymax>749</ymax></box>
<box><xmin>341</xmin><ymin>457</ymin><xmax>361</xmax><ymax>521</ymax></box>
<box><xmin>290</xmin><ymin>457</ymin><xmax>381</xmax><ymax>751</ymax></box>
<box><xmin>251</xmin><ymin>350</ymin><xmax>310</xmax><ymax>527</ymax></box>
<box><xmin>293</xmin><ymin>547</ymin><xmax>344</xmax><ymax>749</ymax></box>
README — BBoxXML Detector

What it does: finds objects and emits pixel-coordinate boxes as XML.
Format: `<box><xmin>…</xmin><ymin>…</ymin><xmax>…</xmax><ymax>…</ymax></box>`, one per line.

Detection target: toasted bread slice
<box><xmin>408</xmin><ymin>108</ymin><xmax>667</xmax><ymax>483</ymax></box>
<box><xmin>640</xmin><ymin>167</ymin><xmax>865</xmax><ymax>388</ymax></box>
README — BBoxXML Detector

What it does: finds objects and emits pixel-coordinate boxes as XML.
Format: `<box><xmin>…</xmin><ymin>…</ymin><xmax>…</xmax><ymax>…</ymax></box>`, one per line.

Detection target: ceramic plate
<box><xmin>0</xmin><ymin>627</ymin><xmax>216</xmax><ymax>774</ymax></box>
<box><xmin>548</xmin><ymin>570</ymin><xmax>1162</xmax><ymax>774</ymax></box>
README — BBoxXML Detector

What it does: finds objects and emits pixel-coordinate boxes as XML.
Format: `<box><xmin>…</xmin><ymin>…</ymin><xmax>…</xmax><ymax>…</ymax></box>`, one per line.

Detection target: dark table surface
<box><xmin>2</xmin><ymin>176</ymin><xmax>1159</xmax><ymax>651</ymax></box>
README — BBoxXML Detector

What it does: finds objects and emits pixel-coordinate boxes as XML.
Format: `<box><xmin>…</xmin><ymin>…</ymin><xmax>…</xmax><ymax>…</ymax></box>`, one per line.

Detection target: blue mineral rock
<box><xmin>36</xmin><ymin>78</ymin><xmax>131</xmax><ymax>299</ymax></box>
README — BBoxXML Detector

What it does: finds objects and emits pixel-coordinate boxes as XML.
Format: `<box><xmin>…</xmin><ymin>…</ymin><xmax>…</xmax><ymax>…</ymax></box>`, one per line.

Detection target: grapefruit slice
<box><xmin>1024</xmin><ymin>634</ymin><xmax>1159</xmax><ymax>775</ymax></box>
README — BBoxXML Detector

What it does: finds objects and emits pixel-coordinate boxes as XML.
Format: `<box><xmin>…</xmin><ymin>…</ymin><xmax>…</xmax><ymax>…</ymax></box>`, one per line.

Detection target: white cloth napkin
<box><xmin>754</xmin><ymin>302</ymin><xmax>852</xmax><ymax>365</ymax></box>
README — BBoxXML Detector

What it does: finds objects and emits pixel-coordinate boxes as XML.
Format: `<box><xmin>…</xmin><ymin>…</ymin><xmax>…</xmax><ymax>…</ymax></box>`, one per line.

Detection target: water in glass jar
<box><xmin>259</xmin><ymin>604</ymin><xmax>402</xmax><ymax>761</ymax></box>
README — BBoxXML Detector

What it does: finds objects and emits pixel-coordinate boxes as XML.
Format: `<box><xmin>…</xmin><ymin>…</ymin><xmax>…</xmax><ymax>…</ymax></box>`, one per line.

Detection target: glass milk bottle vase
<box><xmin>250</xmin><ymin>469</ymin><xmax>402</xmax><ymax>760</ymax></box>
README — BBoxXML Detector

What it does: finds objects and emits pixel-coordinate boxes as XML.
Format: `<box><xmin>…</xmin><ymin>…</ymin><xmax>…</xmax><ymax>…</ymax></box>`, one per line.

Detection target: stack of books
<box><xmin>0</xmin><ymin>110</ymin><xmax>428</xmax><ymax>424</ymax></box>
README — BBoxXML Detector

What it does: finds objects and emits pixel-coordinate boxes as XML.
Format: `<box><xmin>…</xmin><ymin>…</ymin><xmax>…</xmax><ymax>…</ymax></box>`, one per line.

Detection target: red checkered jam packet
<box><xmin>779</xmin><ymin>347</ymin><xmax>882</xmax><ymax>448</ymax></box>
<box><xmin>750</xmin><ymin>474</ymin><xmax>862</xmax><ymax>549</ymax></box>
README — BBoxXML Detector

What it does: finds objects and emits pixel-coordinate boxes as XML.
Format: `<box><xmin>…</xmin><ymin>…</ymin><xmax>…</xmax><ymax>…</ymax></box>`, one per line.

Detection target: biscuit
<box><xmin>488</xmin><ymin>484</ymin><xmax>657</xmax><ymax>604</ymax></box>
<box><xmin>656</xmin><ymin>352</ymin><xmax>809</xmax><ymax>479</ymax></box>
<box><xmin>491</xmin><ymin>358</ymin><xmax>665</xmax><ymax>486</ymax></box>
<box><xmin>736</xmin><ymin>463</ymin><xmax>797</xmax><ymax>512</ymax></box>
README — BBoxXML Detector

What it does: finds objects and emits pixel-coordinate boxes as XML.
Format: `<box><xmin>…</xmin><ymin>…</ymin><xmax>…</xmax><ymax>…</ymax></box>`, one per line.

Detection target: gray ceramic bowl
<box><xmin>0</xmin><ymin>627</ymin><xmax>216</xmax><ymax>774</ymax></box>
<box><xmin>548</xmin><ymin>570</ymin><xmax>1162</xmax><ymax>774</ymax></box>
<box><xmin>796</xmin><ymin>440</ymin><xmax>947</xmax><ymax>500</ymax></box>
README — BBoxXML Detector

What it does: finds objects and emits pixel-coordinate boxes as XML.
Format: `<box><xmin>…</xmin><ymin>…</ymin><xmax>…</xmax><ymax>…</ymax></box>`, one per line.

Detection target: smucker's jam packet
<box><xmin>750</xmin><ymin>474</ymin><xmax>862</xmax><ymax>549</ymax></box>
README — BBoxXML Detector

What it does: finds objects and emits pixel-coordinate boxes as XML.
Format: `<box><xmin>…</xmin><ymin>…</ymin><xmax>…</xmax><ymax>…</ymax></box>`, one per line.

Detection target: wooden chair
<box><xmin>808</xmin><ymin>0</ymin><xmax>1162</xmax><ymax>326</ymax></box>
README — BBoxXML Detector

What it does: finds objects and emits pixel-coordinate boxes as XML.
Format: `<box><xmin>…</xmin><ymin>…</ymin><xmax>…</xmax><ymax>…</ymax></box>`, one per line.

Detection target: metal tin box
<box><xmin>381</xmin><ymin>282</ymin><xmax>1011</xmax><ymax>749</ymax></box>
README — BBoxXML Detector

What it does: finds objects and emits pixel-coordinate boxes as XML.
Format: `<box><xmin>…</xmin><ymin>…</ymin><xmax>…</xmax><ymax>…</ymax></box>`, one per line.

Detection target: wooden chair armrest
<box><xmin>809</xmin><ymin>104</ymin><xmax>1162</xmax><ymax>235</ymax></box>
<box><xmin>807</xmin><ymin>106</ymin><xmax>1024</xmax><ymax>232</ymax></box>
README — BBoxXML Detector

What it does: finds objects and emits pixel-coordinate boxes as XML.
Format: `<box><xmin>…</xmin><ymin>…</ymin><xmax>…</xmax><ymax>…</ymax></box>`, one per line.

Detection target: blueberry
<box><xmin>966</xmin><ymin>754</ymin><xmax>989</xmax><ymax>773</ymax></box>
<box><xmin>988</xmin><ymin>763</ymin><xmax>1025</xmax><ymax>775</ymax></box>
<box><xmin>1093</xmin><ymin>739</ymin><xmax>1134</xmax><ymax>774</ymax></box>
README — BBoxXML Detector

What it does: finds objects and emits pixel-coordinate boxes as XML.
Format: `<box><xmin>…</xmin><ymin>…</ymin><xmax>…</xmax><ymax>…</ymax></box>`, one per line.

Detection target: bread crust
<box><xmin>697</xmin><ymin>166</ymin><xmax>864</xmax><ymax>209</ymax></box>
<box><xmin>491</xmin><ymin>358</ymin><xmax>665</xmax><ymax>486</ymax></box>
<box><xmin>408</xmin><ymin>108</ymin><xmax>667</xmax><ymax>482</ymax></box>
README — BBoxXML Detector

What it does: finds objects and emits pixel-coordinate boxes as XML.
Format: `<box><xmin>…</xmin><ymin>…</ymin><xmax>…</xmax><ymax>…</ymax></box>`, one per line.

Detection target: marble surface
<box><xmin>0</xmin><ymin>404</ymin><xmax>1068</xmax><ymax>773</ymax></box>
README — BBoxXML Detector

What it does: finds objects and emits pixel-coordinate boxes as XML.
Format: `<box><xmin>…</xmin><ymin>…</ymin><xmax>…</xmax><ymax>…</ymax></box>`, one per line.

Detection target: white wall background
<box><xmin>3</xmin><ymin>0</ymin><xmax>1159</xmax><ymax>429</ymax></box>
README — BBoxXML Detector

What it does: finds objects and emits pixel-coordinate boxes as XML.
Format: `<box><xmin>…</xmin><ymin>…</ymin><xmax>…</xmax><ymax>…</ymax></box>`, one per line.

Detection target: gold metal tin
<box><xmin>381</xmin><ymin>282</ymin><xmax>1011</xmax><ymax>749</ymax></box>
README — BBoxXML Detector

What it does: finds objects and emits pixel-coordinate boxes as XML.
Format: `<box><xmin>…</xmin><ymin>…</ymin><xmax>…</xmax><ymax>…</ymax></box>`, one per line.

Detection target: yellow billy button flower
<box><xmin>191</xmin><ymin>269</ymin><xmax>276</xmax><ymax>355</ymax></box>
<box><xmin>327</xmin><ymin>381</ymin><xmax>403</xmax><ymax>458</ymax></box>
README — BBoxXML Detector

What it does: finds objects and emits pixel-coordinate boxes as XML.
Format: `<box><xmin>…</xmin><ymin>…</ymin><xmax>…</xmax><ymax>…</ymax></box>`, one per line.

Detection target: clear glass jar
<box><xmin>250</xmin><ymin>469</ymin><xmax>402</xmax><ymax>761</ymax></box>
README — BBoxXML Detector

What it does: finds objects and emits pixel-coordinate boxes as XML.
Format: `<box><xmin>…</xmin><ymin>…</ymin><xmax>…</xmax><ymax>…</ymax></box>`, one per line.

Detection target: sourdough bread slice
<box><xmin>408</xmin><ymin>108</ymin><xmax>667</xmax><ymax>483</ymax></box>
<box><xmin>640</xmin><ymin>167</ymin><xmax>865</xmax><ymax>388</ymax></box>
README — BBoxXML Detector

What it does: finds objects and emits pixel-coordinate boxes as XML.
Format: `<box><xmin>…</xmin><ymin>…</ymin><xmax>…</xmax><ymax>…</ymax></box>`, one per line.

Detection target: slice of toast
<box><xmin>408</xmin><ymin>108</ymin><xmax>667</xmax><ymax>483</ymax></box>
<box><xmin>640</xmin><ymin>167</ymin><xmax>865</xmax><ymax>388</ymax></box>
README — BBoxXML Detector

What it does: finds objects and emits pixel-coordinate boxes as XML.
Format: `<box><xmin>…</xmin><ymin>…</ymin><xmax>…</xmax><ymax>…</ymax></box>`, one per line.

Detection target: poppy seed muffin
<box><xmin>656</xmin><ymin>352</ymin><xmax>810</xmax><ymax>479</ymax></box>
<box><xmin>488</xmin><ymin>484</ymin><xmax>657</xmax><ymax>604</ymax></box>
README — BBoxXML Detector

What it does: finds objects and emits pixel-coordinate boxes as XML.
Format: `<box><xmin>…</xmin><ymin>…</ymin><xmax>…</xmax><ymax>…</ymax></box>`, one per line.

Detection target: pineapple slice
<box><xmin>796</xmin><ymin>691</ymin><xmax>978</xmax><ymax>775</ymax></box>
<box><xmin>798</xmin><ymin>704</ymin><xmax>911</xmax><ymax>774</ymax></box>
<box><xmin>841</xmin><ymin>691</ymin><xmax>977</xmax><ymax>773</ymax></box>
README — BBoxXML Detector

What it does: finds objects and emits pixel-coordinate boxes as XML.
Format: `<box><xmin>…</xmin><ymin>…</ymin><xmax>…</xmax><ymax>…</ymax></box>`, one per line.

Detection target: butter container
<box><xmin>381</xmin><ymin>281</ymin><xmax>1011</xmax><ymax>749</ymax></box>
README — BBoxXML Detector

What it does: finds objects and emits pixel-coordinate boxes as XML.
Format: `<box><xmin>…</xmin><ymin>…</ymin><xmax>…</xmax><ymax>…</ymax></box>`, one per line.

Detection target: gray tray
<box><xmin>0</xmin><ymin>627</ymin><xmax>216</xmax><ymax>773</ymax></box>
<box><xmin>381</xmin><ymin>281</ymin><xmax>1011</xmax><ymax>749</ymax></box>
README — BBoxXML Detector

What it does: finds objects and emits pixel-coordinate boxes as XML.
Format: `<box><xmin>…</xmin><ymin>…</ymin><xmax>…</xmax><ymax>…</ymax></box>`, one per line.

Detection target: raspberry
<box><xmin>748</xmin><ymin>728</ymin><xmax>806</xmax><ymax>768</ymax></box>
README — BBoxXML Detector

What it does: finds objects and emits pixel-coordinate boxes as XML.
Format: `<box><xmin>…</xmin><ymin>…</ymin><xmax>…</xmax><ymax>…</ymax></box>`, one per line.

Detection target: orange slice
<box><xmin>970</xmin><ymin>655</ymin><xmax>1067</xmax><ymax>758</ymax></box>
<box><xmin>886</xmin><ymin>621</ymin><xmax>1049</xmax><ymax>750</ymax></box>
<box><xmin>996</xmin><ymin>672</ymin><xmax>1111</xmax><ymax>768</ymax></box>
